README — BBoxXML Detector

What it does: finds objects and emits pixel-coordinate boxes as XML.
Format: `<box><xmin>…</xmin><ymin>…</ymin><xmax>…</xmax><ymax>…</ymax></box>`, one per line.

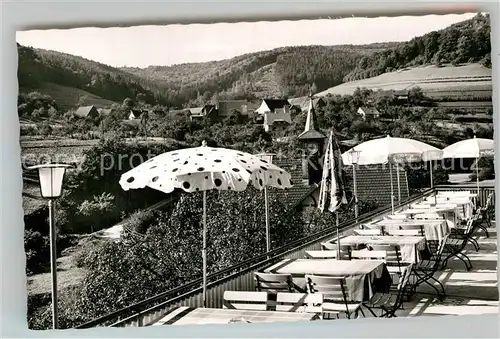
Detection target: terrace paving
<box><xmin>358</xmin><ymin>224</ymin><xmax>498</xmax><ymax>319</ymax></box>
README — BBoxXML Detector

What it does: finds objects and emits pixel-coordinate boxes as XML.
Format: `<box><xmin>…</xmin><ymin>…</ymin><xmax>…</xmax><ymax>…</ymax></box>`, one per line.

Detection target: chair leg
<box><xmin>363</xmin><ymin>305</ymin><xmax>378</xmax><ymax>317</ymax></box>
<box><xmin>457</xmin><ymin>252</ymin><xmax>473</xmax><ymax>271</ymax></box>
<box><xmin>428</xmin><ymin>275</ymin><xmax>446</xmax><ymax>298</ymax></box>
<box><xmin>468</xmin><ymin>238</ymin><xmax>479</xmax><ymax>251</ymax></box>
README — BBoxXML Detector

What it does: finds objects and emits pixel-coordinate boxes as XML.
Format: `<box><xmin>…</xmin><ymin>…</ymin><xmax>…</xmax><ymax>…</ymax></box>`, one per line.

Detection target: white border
<box><xmin>1</xmin><ymin>1</ymin><xmax>499</xmax><ymax>338</ymax></box>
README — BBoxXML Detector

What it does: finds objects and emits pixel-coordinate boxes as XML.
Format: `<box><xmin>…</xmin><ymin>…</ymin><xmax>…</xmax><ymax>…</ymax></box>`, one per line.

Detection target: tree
<box><xmin>48</xmin><ymin>106</ymin><xmax>58</xmax><ymax>119</ymax></box>
<box><xmin>77</xmin><ymin>192</ymin><xmax>115</xmax><ymax>232</ymax></box>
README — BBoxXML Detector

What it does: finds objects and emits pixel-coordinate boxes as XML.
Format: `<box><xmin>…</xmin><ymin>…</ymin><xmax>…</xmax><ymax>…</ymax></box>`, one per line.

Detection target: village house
<box><xmin>357</xmin><ymin>106</ymin><xmax>381</xmax><ymax>120</ymax></box>
<box><xmin>255</xmin><ymin>98</ymin><xmax>291</xmax><ymax>115</ymax></box>
<box><xmin>128</xmin><ymin>109</ymin><xmax>147</xmax><ymax>120</ymax></box>
<box><xmin>392</xmin><ymin>89</ymin><xmax>410</xmax><ymax>105</ymax></box>
<box><xmin>263</xmin><ymin>106</ymin><xmax>292</xmax><ymax>132</ymax></box>
<box><xmin>288</xmin><ymin>96</ymin><xmax>326</xmax><ymax>112</ymax></box>
<box><xmin>188</xmin><ymin>105</ymin><xmax>216</xmax><ymax>121</ymax></box>
<box><xmin>74</xmin><ymin>105</ymin><xmax>100</xmax><ymax>119</ymax></box>
<box><xmin>97</xmin><ymin>108</ymin><xmax>112</xmax><ymax>116</ymax></box>
<box><xmin>214</xmin><ymin>100</ymin><xmax>253</xmax><ymax>121</ymax></box>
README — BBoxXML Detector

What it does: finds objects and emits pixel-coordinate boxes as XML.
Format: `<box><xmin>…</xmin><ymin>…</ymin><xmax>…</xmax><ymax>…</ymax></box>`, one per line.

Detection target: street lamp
<box><xmin>257</xmin><ymin>153</ymin><xmax>275</xmax><ymax>254</ymax></box>
<box><xmin>348</xmin><ymin>149</ymin><xmax>361</xmax><ymax>221</ymax></box>
<box><xmin>27</xmin><ymin>163</ymin><xmax>71</xmax><ymax>329</ymax></box>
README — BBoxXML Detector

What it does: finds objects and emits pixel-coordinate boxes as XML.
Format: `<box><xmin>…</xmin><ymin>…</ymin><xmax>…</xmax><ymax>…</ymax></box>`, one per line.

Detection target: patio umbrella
<box><xmin>119</xmin><ymin>141</ymin><xmax>293</xmax><ymax>307</ymax></box>
<box><xmin>318</xmin><ymin>131</ymin><xmax>347</xmax><ymax>259</ymax></box>
<box><xmin>341</xmin><ymin>136</ymin><xmax>441</xmax><ymax>213</ymax></box>
<box><xmin>442</xmin><ymin>136</ymin><xmax>494</xmax><ymax>193</ymax></box>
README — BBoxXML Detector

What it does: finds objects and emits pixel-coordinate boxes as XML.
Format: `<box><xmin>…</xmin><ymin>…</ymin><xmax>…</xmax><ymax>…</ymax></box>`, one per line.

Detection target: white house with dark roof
<box><xmin>357</xmin><ymin>106</ymin><xmax>381</xmax><ymax>120</ymax></box>
<box><xmin>255</xmin><ymin>99</ymin><xmax>291</xmax><ymax>115</ymax></box>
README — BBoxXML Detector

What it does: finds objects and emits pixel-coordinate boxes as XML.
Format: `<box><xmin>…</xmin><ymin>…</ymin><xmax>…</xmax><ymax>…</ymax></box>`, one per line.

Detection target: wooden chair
<box><xmin>363</xmin><ymin>263</ymin><xmax>414</xmax><ymax>318</ymax></box>
<box><xmin>386</xmin><ymin>214</ymin><xmax>407</xmax><ymax>220</ymax></box>
<box><xmin>350</xmin><ymin>249</ymin><xmax>387</xmax><ymax>261</ymax></box>
<box><xmin>306</xmin><ymin>275</ymin><xmax>365</xmax><ymax>319</ymax></box>
<box><xmin>305</xmin><ymin>250</ymin><xmax>339</xmax><ymax>259</ymax></box>
<box><xmin>254</xmin><ymin>272</ymin><xmax>294</xmax><ymax>293</ymax></box>
<box><xmin>398</xmin><ymin>224</ymin><xmax>425</xmax><ymax>236</ymax></box>
<box><xmin>386</xmin><ymin>229</ymin><xmax>422</xmax><ymax>236</ymax></box>
<box><xmin>368</xmin><ymin>244</ymin><xmax>410</xmax><ymax>288</ymax></box>
<box><xmin>275</xmin><ymin>292</ymin><xmax>323</xmax><ymax>317</ymax></box>
<box><xmin>320</xmin><ymin>242</ymin><xmax>351</xmax><ymax>260</ymax></box>
<box><xmin>410</xmin><ymin>238</ymin><xmax>447</xmax><ymax>299</ymax></box>
<box><xmin>353</xmin><ymin>229</ymin><xmax>382</xmax><ymax>236</ymax></box>
<box><xmin>223</xmin><ymin>291</ymin><xmax>268</xmax><ymax>310</ymax></box>
<box><xmin>415</xmin><ymin>213</ymin><xmax>441</xmax><ymax>220</ymax></box>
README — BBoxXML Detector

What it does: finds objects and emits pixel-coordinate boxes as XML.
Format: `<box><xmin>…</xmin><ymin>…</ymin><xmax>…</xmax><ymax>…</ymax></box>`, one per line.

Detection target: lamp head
<box><xmin>27</xmin><ymin>163</ymin><xmax>72</xmax><ymax>199</ymax></box>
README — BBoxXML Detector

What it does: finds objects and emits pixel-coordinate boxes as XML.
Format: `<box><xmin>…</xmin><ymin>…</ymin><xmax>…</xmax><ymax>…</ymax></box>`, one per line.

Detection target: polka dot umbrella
<box><xmin>119</xmin><ymin>141</ymin><xmax>293</xmax><ymax>307</ymax></box>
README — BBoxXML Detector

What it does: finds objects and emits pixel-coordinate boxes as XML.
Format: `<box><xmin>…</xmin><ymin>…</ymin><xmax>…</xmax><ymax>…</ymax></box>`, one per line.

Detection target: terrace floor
<box><xmin>361</xmin><ymin>224</ymin><xmax>498</xmax><ymax>319</ymax></box>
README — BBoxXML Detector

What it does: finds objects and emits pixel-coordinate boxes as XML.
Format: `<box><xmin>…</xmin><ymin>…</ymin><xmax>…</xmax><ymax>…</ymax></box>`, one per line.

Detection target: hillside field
<box><xmin>317</xmin><ymin>64</ymin><xmax>492</xmax><ymax>101</ymax></box>
<box><xmin>23</xmin><ymin>82</ymin><xmax>117</xmax><ymax>111</ymax></box>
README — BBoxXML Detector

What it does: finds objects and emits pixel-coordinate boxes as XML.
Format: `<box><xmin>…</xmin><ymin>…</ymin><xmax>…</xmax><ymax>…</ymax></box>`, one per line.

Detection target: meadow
<box><xmin>317</xmin><ymin>64</ymin><xmax>492</xmax><ymax>100</ymax></box>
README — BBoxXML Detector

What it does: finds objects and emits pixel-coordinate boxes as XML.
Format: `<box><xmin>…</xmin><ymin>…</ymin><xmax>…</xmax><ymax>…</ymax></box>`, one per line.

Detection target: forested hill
<box><xmin>17</xmin><ymin>44</ymin><xmax>168</xmax><ymax>107</ymax></box>
<box><xmin>121</xmin><ymin>43</ymin><xmax>396</xmax><ymax>106</ymax></box>
<box><xmin>344</xmin><ymin>13</ymin><xmax>491</xmax><ymax>82</ymax></box>
<box><xmin>18</xmin><ymin>42</ymin><xmax>396</xmax><ymax>109</ymax></box>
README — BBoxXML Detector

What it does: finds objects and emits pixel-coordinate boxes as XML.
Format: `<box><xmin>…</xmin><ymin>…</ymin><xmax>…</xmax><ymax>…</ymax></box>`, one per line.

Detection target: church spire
<box><xmin>297</xmin><ymin>92</ymin><xmax>326</xmax><ymax>141</ymax></box>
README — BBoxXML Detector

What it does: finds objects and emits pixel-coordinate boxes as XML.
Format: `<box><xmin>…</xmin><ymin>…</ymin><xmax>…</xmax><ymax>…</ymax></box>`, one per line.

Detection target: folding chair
<box><xmin>306</xmin><ymin>275</ymin><xmax>365</xmax><ymax>319</ymax></box>
<box><xmin>410</xmin><ymin>237</ymin><xmax>447</xmax><ymax>299</ymax></box>
<box><xmin>223</xmin><ymin>291</ymin><xmax>269</xmax><ymax>310</ymax></box>
<box><xmin>363</xmin><ymin>263</ymin><xmax>414</xmax><ymax>318</ymax></box>
<box><xmin>275</xmin><ymin>292</ymin><xmax>323</xmax><ymax>319</ymax></box>
<box><xmin>254</xmin><ymin>272</ymin><xmax>294</xmax><ymax>293</ymax></box>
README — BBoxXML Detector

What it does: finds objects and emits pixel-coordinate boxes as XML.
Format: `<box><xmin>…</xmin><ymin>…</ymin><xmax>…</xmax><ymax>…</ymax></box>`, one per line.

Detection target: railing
<box><xmin>75</xmin><ymin>184</ymin><xmax>494</xmax><ymax>328</ymax></box>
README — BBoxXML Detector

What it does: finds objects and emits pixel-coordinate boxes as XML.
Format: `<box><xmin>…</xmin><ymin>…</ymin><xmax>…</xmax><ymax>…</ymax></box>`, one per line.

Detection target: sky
<box><xmin>16</xmin><ymin>13</ymin><xmax>476</xmax><ymax>68</ymax></box>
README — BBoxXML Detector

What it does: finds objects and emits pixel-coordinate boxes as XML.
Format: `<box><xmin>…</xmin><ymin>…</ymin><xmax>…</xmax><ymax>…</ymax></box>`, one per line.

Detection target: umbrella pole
<box><xmin>396</xmin><ymin>164</ymin><xmax>401</xmax><ymax>202</ymax></box>
<box><xmin>389</xmin><ymin>164</ymin><xmax>395</xmax><ymax>214</ymax></box>
<box><xmin>475</xmin><ymin>156</ymin><xmax>480</xmax><ymax>196</ymax></box>
<box><xmin>430</xmin><ymin>160</ymin><xmax>434</xmax><ymax>188</ymax></box>
<box><xmin>335</xmin><ymin>212</ymin><xmax>341</xmax><ymax>260</ymax></box>
<box><xmin>264</xmin><ymin>187</ymin><xmax>270</xmax><ymax>254</ymax></box>
<box><xmin>202</xmin><ymin>190</ymin><xmax>207</xmax><ymax>308</ymax></box>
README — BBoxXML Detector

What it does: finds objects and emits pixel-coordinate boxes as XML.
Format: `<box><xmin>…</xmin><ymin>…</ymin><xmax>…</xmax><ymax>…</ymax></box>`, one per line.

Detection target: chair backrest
<box><xmin>353</xmin><ymin>229</ymin><xmax>382</xmax><ymax>236</ymax></box>
<box><xmin>275</xmin><ymin>292</ymin><xmax>323</xmax><ymax>313</ymax></box>
<box><xmin>386</xmin><ymin>214</ymin><xmax>407</xmax><ymax>220</ymax></box>
<box><xmin>386</xmin><ymin>229</ymin><xmax>421</xmax><ymax>236</ymax></box>
<box><xmin>398</xmin><ymin>224</ymin><xmax>425</xmax><ymax>236</ymax></box>
<box><xmin>369</xmin><ymin>245</ymin><xmax>402</xmax><ymax>266</ymax></box>
<box><xmin>350</xmin><ymin>249</ymin><xmax>387</xmax><ymax>261</ymax></box>
<box><xmin>305</xmin><ymin>275</ymin><xmax>348</xmax><ymax>302</ymax></box>
<box><xmin>254</xmin><ymin>272</ymin><xmax>293</xmax><ymax>292</ymax></box>
<box><xmin>223</xmin><ymin>291</ymin><xmax>268</xmax><ymax>310</ymax></box>
<box><xmin>362</xmin><ymin>223</ymin><xmax>384</xmax><ymax>230</ymax></box>
<box><xmin>415</xmin><ymin>213</ymin><xmax>441</xmax><ymax>220</ymax></box>
<box><xmin>305</xmin><ymin>250</ymin><xmax>338</xmax><ymax>259</ymax></box>
<box><xmin>320</xmin><ymin>242</ymin><xmax>351</xmax><ymax>259</ymax></box>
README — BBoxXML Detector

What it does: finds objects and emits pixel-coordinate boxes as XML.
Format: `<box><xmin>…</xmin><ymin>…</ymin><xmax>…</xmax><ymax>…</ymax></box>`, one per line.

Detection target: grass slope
<box><xmin>317</xmin><ymin>63</ymin><xmax>492</xmax><ymax>100</ymax></box>
<box><xmin>33</xmin><ymin>82</ymin><xmax>117</xmax><ymax>111</ymax></box>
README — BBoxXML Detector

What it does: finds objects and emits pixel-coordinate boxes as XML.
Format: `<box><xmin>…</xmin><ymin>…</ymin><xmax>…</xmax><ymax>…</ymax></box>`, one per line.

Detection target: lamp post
<box><xmin>257</xmin><ymin>153</ymin><xmax>275</xmax><ymax>254</ymax></box>
<box><xmin>27</xmin><ymin>163</ymin><xmax>71</xmax><ymax>329</ymax></box>
<box><xmin>348</xmin><ymin>149</ymin><xmax>361</xmax><ymax>221</ymax></box>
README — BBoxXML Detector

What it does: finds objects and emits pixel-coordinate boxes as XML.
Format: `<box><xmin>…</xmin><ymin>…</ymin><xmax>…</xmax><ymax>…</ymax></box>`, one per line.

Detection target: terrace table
<box><xmin>153</xmin><ymin>306</ymin><xmax>318</xmax><ymax>326</ymax></box>
<box><xmin>396</xmin><ymin>206</ymin><xmax>458</xmax><ymax>228</ymax></box>
<box><xmin>376</xmin><ymin>219</ymin><xmax>449</xmax><ymax>242</ymax></box>
<box><xmin>264</xmin><ymin>259</ymin><xmax>392</xmax><ymax>302</ymax></box>
<box><xmin>338</xmin><ymin>235</ymin><xmax>426</xmax><ymax>263</ymax></box>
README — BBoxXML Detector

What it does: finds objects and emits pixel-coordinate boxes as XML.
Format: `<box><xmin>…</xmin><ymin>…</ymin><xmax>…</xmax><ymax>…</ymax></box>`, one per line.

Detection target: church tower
<box><xmin>297</xmin><ymin>94</ymin><xmax>326</xmax><ymax>185</ymax></box>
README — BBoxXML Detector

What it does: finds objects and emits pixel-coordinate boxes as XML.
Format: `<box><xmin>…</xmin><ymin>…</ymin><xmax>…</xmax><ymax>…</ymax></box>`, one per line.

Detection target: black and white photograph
<box><xmin>17</xmin><ymin>11</ymin><xmax>496</xmax><ymax>330</ymax></box>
